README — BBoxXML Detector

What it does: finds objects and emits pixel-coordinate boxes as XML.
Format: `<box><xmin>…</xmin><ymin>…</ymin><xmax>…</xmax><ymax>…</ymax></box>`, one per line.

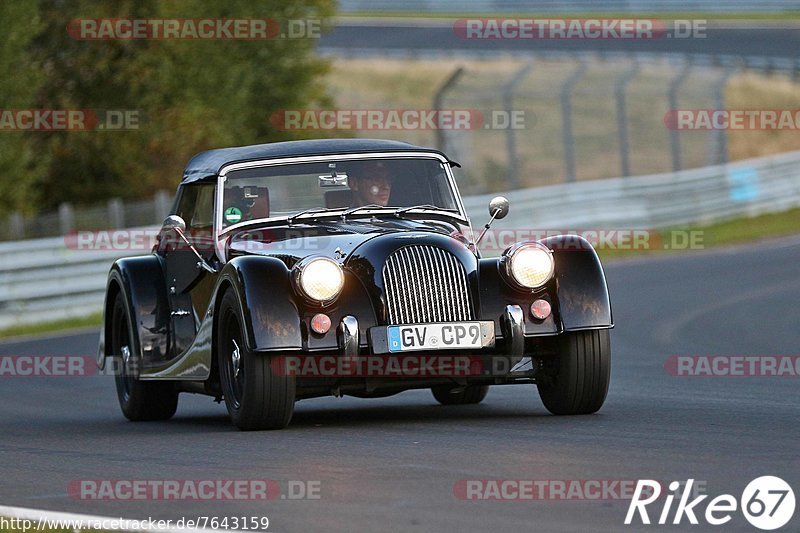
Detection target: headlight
<box><xmin>294</xmin><ymin>257</ymin><xmax>345</xmax><ymax>304</ymax></box>
<box><xmin>502</xmin><ymin>242</ymin><xmax>554</xmax><ymax>289</ymax></box>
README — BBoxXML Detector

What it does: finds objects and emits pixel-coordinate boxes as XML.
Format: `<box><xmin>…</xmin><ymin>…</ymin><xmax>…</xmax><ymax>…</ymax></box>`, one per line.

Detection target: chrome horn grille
<box><xmin>382</xmin><ymin>245</ymin><xmax>474</xmax><ymax>324</ymax></box>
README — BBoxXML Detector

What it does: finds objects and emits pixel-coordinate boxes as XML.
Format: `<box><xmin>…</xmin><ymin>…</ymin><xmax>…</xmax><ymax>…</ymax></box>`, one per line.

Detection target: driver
<box><xmin>348</xmin><ymin>161</ymin><xmax>392</xmax><ymax>207</ymax></box>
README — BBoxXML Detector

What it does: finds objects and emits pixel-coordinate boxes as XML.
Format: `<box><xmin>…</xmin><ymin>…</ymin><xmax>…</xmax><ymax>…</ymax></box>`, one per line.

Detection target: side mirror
<box><xmin>471</xmin><ymin>196</ymin><xmax>511</xmax><ymax>252</ymax></box>
<box><xmin>160</xmin><ymin>214</ymin><xmax>217</xmax><ymax>274</ymax></box>
<box><xmin>162</xmin><ymin>215</ymin><xmax>187</xmax><ymax>233</ymax></box>
<box><xmin>488</xmin><ymin>196</ymin><xmax>509</xmax><ymax>220</ymax></box>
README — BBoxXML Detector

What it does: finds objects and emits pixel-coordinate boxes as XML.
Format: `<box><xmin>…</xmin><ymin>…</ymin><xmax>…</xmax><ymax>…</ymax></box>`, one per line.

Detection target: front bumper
<box><xmin>341</xmin><ymin>304</ymin><xmax>527</xmax><ymax>361</ymax></box>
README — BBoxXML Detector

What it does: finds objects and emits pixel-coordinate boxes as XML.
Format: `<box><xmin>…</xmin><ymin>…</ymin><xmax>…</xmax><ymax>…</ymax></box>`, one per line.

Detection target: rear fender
<box><xmin>98</xmin><ymin>255</ymin><xmax>170</xmax><ymax>369</ymax></box>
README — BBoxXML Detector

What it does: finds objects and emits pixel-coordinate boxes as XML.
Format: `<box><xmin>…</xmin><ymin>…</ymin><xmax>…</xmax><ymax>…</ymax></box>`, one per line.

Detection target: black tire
<box><xmin>537</xmin><ymin>329</ymin><xmax>611</xmax><ymax>415</ymax></box>
<box><xmin>217</xmin><ymin>290</ymin><xmax>295</xmax><ymax>430</ymax></box>
<box><xmin>431</xmin><ymin>385</ymin><xmax>489</xmax><ymax>405</ymax></box>
<box><xmin>111</xmin><ymin>293</ymin><xmax>178</xmax><ymax>421</ymax></box>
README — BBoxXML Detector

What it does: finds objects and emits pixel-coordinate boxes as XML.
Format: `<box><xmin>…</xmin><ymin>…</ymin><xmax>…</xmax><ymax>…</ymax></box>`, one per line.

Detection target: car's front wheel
<box><xmin>217</xmin><ymin>290</ymin><xmax>295</xmax><ymax>430</ymax></box>
<box><xmin>537</xmin><ymin>329</ymin><xmax>610</xmax><ymax>415</ymax></box>
<box><xmin>431</xmin><ymin>385</ymin><xmax>489</xmax><ymax>405</ymax></box>
<box><xmin>111</xmin><ymin>292</ymin><xmax>178</xmax><ymax>421</ymax></box>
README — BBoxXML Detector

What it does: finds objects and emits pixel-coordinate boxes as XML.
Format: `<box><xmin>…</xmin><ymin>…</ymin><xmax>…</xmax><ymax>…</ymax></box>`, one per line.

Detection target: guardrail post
<box><xmin>58</xmin><ymin>203</ymin><xmax>74</xmax><ymax>235</ymax></box>
<box><xmin>615</xmin><ymin>58</ymin><xmax>639</xmax><ymax>177</ymax></box>
<box><xmin>154</xmin><ymin>190</ymin><xmax>171</xmax><ymax>222</ymax></box>
<box><xmin>503</xmin><ymin>61</ymin><xmax>534</xmax><ymax>190</ymax></box>
<box><xmin>108</xmin><ymin>198</ymin><xmax>124</xmax><ymax>228</ymax></box>
<box><xmin>433</xmin><ymin>67</ymin><xmax>465</xmax><ymax>152</ymax></box>
<box><xmin>8</xmin><ymin>212</ymin><xmax>24</xmax><ymax>240</ymax></box>
<box><xmin>710</xmin><ymin>65</ymin><xmax>738</xmax><ymax>165</ymax></box>
<box><xmin>668</xmin><ymin>60</ymin><xmax>693</xmax><ymax>172</ymax></box>
<box><xmin>560</xmin><ymin>59</ymin><xmax>588</xmax><ymax>183</ymax></box>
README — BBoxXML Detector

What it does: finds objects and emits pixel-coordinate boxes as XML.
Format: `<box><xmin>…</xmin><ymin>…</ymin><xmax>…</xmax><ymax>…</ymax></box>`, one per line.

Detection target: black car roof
<box><xmin>181</xmin><ymin>139</ymin><xmax>454</xmax><ymax>184</ymax></box>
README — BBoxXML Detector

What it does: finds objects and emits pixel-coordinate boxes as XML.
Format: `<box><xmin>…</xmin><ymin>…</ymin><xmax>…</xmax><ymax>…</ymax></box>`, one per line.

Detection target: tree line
<box><xmin>0</xmin><ymin>0</ymin><xmax>335</xmax><ymax>214</ymax></box>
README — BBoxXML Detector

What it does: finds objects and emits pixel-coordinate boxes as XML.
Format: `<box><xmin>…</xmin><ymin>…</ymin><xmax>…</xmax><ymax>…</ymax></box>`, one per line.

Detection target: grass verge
<box><xmin>596</xmin><ymin>207</ymin><xmax>800</xmax><ymax>261</ymax></box>
<box><xmin>0</xmin><ymin>312</ymin><xmax>102</xmax><ymax>341</ymax></box>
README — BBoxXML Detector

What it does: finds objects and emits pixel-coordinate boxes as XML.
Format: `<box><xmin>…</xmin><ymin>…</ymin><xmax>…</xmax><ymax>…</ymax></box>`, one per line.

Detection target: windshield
<box><xmin>220</xmin><ymin>157</ymin><xmax>459</xmax><ymax>228</ymax></box>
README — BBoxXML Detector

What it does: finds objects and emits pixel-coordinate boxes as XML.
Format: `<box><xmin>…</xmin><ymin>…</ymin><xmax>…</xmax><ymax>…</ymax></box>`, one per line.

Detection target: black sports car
<box><xmin>98</xmin><ymin>139</ymin><xmax>613</xmax><ymax>430</ymax></box>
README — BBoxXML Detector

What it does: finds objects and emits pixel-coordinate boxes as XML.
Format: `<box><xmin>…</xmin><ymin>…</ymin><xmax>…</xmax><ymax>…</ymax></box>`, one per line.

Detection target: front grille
<box><xmin>382</xmin><ymin>245</ymin><xmax>474</xmax><ymax>324</ymax></box>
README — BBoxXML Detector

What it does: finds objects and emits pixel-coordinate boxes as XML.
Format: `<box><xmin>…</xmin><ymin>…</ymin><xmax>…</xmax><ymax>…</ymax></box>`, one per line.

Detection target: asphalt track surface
<box><xmin>320</xmin><ymin>22</ymin><xmax>800</xmax><ymax>59</ymax></box>
<box><xmin>1</xmin><ymin>238</ymin><xmax>798</xmax><ymax>532</ymax></box>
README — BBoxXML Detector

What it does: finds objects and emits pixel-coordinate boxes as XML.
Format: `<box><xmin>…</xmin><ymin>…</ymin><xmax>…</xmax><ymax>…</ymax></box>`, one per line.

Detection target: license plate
<box><xmin>387</xmin><ymin>322</ymin><xmax>485</xmax><ymax>353</ymax></box>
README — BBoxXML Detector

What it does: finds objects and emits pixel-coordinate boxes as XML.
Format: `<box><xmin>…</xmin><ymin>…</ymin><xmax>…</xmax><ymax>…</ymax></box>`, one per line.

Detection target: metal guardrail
<box><xmin>462</xmin><ymin>148</ymin><xmax>800</xmax><ymax>230</ymax></box>
<box><xmin>2</xmin><ymin>148</ymin><xmax>800</xmax><ymax>330</ymax></box>
<box><xmin>0</xmin><ymin>236</ymin><xmax>145</xmax><ymax>329</ymax></box>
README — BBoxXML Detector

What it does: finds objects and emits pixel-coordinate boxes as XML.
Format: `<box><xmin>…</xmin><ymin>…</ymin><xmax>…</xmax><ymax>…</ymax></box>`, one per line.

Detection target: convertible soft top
<box><xmin>181</xmin><ymin>139</ymin><xmax>454</xmax><ymax>183</ymax></box>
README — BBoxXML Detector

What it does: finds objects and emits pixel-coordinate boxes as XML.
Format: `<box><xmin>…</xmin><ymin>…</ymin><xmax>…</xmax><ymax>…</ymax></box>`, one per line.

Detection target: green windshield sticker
<box><xmin>224</xmin><ymin>207</ymin><xmax>242</xmax><ymax>223</ymax></box>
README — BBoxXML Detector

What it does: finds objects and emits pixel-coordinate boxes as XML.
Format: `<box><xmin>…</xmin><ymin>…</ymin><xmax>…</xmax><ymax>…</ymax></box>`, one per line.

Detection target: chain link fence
<box><xmin>2</xmin><ymin>191</ymin><xmax>172</xmax><ymax>242</ymax></box>
<box><xmin>435</xmin><ymin>52</ymin><xmax>799</xmax><ymax>196</ymax></box>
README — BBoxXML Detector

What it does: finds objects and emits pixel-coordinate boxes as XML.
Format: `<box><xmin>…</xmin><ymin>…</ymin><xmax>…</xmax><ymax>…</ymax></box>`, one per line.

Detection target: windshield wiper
<box><xmin>287</xmin><ymin>207</ymin><xmax>336</xmax><ymax>225</ymax></box>
<box><xmin>287</xmin><ymin>204</ymin><xmax>455</xmax><ymax>225</ymax></box>
<box><xmin>393</xmin><ymin>205</ymin><xmax>455</xmax><ymax>218</ymax></box>
<box><xmin>340</xmin><ymin>204</ymin><xmax>388</xmax><ymax>221</ymax></box>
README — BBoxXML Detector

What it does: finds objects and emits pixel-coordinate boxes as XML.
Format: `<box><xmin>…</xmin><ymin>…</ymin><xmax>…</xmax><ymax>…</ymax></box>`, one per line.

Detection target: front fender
<box><xmin>541</xmin><ymin>235</ymin><xmax>613</xmax><ymax>330</ymax></box>
<box><xmin>98</xmin><ymin>255</ymin><xmax>170</xmax><ymax>370</ymax></box>
<box><xmin>217</xmin><ymin>256</ymin><xmax>303</xmax><ymax>352</ymax></box>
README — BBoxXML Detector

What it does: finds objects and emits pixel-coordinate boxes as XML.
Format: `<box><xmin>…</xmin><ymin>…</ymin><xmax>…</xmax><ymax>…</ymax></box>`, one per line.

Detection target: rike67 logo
<box><xmin>625</xmin><ymin>477</ymin><xmax>795</xmax><ymax>530</ymax></box>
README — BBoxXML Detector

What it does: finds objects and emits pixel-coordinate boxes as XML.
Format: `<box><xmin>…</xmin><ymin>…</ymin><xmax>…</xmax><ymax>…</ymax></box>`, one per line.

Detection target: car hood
<box><xmin>226</xmin><ymin>218</ymin><xmax>468</xmax><ymax>265</ymax></box>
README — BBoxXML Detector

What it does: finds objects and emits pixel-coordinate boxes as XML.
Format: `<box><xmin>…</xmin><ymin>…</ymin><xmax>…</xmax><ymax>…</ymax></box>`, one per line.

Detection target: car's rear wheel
<box><xmin>217</xmin><ymin>290</ymin><xmax>295</xmax><ymax>430</ymax></box>
<box><xmin>537</xmin><ymin>329</ymin><xmax>610</xmax><ymax>415</ymax></box>
<box><xmin>431</xmin><ymin>384</ymin><xmax>489</xmax><ymax>405</ymax></box>
<box><xmin>111</xmin><ymin>293</ymin><xmax>178</xmax><ymax>421</ymax></box>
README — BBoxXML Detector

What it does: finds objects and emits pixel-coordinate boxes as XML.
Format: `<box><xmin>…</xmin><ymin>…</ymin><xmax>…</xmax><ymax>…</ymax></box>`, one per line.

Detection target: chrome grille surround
<box><xmin>382</xmin><ymin>245</ymin><xmax>474</xmax><ymax>324</ymax></box>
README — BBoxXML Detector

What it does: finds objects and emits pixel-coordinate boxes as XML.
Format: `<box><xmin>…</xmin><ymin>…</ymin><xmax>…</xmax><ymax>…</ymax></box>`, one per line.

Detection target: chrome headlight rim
<box><xmin>501</xmin><ymin>241</ymin><xmax>555</xmax><ymax>290</ymax></box>
<box><xmin>292</xmin><ymin>256</ymin><xmax>345</xmax><ymax>305</ymax></box>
